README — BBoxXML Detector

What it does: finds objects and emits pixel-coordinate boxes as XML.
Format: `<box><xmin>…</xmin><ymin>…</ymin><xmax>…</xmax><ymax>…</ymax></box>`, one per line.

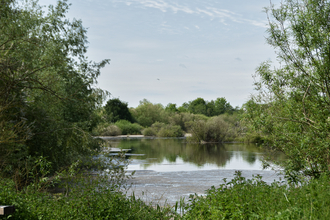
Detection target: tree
<box><xmin>247</xmin><ymin>0</ymin><xmax>330</xmax><ymax>180</ymax></box>
<box><xmin>178</xmin><ymin>102</ymin><xmax>189</xmax><ymax>113</ymax></box>
<box><xmin>214</xmin><ymin>97</ymin><xmax>234</xmax><ymax>115</ymax></box>
<box><xmin>188</xmin><ymin>98</ymin><xmax>207</xmax><ymax>115</ymax></box>
<box><xmin>104</xmin><ymin>98</ymin><xmax>133</xmax><ymax>123</ymax></box>
<box><xmin>131</xmin><ymin>99</ymin><xmax>166</xmax><ymax>127</ymax></box>
<box><xmin>0</xmin><ymin>0</ymin><xmax>109</xmax><ymax>183</ymax></box>
<box><xmin>165</xmin><ymin>103</ymin><xmax>178</xmax><ymax>113</ymax></box>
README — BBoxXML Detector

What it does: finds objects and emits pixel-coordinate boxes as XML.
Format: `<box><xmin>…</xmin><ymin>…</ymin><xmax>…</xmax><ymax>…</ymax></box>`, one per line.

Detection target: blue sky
<box><xmin>39</xmin><ymin>0</ymin><xmax>280</xmax><ymax>108</ymax></box>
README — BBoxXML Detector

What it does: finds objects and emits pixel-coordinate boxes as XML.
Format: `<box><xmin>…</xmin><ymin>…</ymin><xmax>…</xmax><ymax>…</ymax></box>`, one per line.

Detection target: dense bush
<box><xmin>0</xmin><ymin>176</ymin><xmax>176</xmax><ymax>220</ymax></box>
<box><xmin>92</xmin><ymin>123</ymin><xmax>122</xmax><ymax>136</ymax></box>
<box><xmin>158</xmin><ymin>125</ymin><xmax>184</xmax><ymax>137</ymax></box>
<box><xmin>183</xmin><ymin>171</ymin><xmax>330</xmax><ymax>219</ymax></box>
<box><xmin>0</xmin><ymin>0</ymin><xmax>109</xmax><ymax>186</ymax></box>
<box><xmin>142</xmin><ymin>127</ymin><xmax>157</xmax><ymax>136</ymax></box>
<box><xmin>115</xmin><ymin>120</ymin><xmax>143</xmax><ymax>135</ymax></box>
<box><xmin>146</xmin><ymin>122</ymin><xmax>184</xmax><ymax>137</ymax></box>
<box><xmin>130</xmin><ymin>99</ymin><xmax>168</xmax><ymax>127</ymax></box>
<box><xmin>188</xmin><ymin>116</ymin><xmax>233</xmax><ymax>143</ymax></box>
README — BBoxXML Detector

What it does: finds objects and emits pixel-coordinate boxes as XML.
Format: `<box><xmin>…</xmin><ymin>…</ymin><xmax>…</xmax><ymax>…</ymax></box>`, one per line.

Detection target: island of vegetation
<box><xmin>2</xmin><ymin>0</ymin><xmax>330</xmax><ymax>219</ymax></box>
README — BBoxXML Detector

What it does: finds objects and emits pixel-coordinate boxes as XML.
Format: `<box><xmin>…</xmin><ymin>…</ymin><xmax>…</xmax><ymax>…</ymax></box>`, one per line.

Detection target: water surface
<box><xmin>106</xmin><ymin>139</ymin><xmax>283</xmax><ymax>172</ymax></box>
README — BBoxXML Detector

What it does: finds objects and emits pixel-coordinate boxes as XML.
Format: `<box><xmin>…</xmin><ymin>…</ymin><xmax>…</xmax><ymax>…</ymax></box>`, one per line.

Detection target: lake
<box><xmin>105</xmin><ymin>138</ymin><xmax>284</xmax><ymax>172</ymax></box>
<box><xmin>104</xmin><ymin>138</ymin><xmax>285</xmax><ymax>206</ymax></box>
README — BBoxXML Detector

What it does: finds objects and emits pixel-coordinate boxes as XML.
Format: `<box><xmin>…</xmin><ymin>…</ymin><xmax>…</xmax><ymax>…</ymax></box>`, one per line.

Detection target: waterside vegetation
<box><xmin>3</xmin><ymin>0</ymin><xmax>330</xmax><ymax>219</ymax></box>
<box><xmin>93</xmin><ymin>97</ymin><xmax>243</xmax><ymax>142</ymax></box>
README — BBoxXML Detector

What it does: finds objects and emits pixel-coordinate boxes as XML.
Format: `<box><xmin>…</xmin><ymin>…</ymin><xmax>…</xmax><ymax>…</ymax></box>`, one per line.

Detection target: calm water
<box><xmin>106</xmin><ymin>139</ymin><xmax>284</xmax><ymax>172</ymax></box>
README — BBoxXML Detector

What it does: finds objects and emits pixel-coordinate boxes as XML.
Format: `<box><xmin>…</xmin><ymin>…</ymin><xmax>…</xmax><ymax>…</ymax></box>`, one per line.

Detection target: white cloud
<box><xmin>111</xmin><ymin>0</ymin><xmax>266</xmax><ymax>27</ymax></box>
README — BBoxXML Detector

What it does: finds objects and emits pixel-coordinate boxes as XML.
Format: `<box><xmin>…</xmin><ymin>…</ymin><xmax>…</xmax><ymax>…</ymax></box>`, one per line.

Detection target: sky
<box><xmin>38</xmin><ymin>0</ymin><xmax>280</xmax><ymax>108</ymax></box>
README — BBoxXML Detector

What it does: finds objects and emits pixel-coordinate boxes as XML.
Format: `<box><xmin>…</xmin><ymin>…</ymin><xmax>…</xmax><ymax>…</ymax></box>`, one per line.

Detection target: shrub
<box><xmin>183</xmin><ymin>172</ymin><xmax>330</xmax><ymax>219</ymax></box>
<box><xmin>188</xmin><ymin>116</ymin><xmax>232</xmax><ymax>143</ymax></box>
<box><xmin>141</xmin><ymin>122</ymin><xmax>184</xmax><ymax>137</ymax></box>
<box><xmin>130</xmin><ymin>99</ymin><xmax>168</xmax><ymax>127</ymax></box>
<box><xmin>92</xmin><ymin>123</ymin><xmax>122</xmax><ymax>136</ymax></box>
<box><xmin>142</xmin><ymin>127</ymin><xmax>157</xmax><ymax>136</ymax></box>
<box><xmin>0</xmin><ymin>175</ymin><xmax>176</xmax><ymax>219</ymax></box>
<box><xmin>157</xmin><ymin>125</ymin><xmax>184</xmax><ymax>137</ymax></box>
<box><xmin>243</xmin><ymin>132</ymin><xmax>266</xmax><ymax>144</ymax></box>
<box><xmin>150</xmin><ymin>122</ymin><xmax>166</xmax><ymax>133</ymax></box>
<box><xmin>115</xmin><ymin>120</ymin><xmax>143</xmax><ymax>135</ymax></box>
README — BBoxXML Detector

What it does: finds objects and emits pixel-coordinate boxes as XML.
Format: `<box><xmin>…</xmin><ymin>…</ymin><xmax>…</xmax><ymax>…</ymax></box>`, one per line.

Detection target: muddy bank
<box><xmin>125</xmin><ymin>169</ymin><xmax>283</xmax><ymax>207</ymax></box>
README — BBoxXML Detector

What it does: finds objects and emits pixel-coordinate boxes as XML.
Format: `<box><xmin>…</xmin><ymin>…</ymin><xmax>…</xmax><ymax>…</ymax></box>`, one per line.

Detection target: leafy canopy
<box><xmin>246</xmin><ymin>0</ymin><xmax>330</xmax><ymax>180</ymax></box>
<box><xmin>0</xmin><ymin>0</ymin><xmax>109</xmax><ymax>185</ymax></box>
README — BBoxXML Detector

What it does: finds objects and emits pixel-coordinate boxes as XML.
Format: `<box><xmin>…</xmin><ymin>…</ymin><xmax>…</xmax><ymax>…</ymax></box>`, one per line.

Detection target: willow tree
<box><xmin>0</xmin><ymin>0</ymin><xmax>109</xmax><ymax>184</ymax></box>
<box><xmin>246</xmin><ymin>0</ymin><xmax>330</xmax><ymax>181</ymax></box>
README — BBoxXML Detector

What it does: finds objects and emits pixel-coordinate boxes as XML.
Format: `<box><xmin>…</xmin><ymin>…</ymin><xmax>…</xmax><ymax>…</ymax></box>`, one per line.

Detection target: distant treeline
<box><xmin>93</xmin><ymin>97</ymin><xmax>243</xmax><ymax>143</ymax></box>
<box><xmin>103</xmin><ymin>97</ymin><xmax>237</xmax><ymax>125</ymax></box>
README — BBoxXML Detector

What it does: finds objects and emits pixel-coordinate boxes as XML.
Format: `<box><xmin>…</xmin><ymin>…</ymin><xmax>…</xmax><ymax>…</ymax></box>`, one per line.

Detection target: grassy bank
<box><xmin>182</xmin><ymin>171</ymin><xmax>330</xmax><ymax>219</ymax></box>
<box><xmin>0</xmin><ymin>178</ymin><xmax>176</xmax><ymax>220</ymax></box>
<box><xmin>2</xmin><ymin>170</ymin><xmax>330</xmax><ymax>219</ymax></box>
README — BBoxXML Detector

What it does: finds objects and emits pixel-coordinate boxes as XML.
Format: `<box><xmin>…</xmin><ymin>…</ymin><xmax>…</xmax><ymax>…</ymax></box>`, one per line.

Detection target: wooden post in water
<box><xmin>0</xmin><ymin>206</ymin><xmax>15</xmax><ymax>215</ymax></box>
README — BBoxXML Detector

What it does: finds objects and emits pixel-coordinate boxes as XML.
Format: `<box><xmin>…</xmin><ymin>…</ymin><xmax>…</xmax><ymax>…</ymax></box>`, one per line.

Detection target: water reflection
<box><xmin>105</xmin><ymin>139</ymin><xmax>283</xmax><ymax>171</ymax></box>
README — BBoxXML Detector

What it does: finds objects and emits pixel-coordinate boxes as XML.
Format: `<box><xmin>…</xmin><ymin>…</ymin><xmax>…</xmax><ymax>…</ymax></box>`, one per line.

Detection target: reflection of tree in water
<box><xmin>243</xmin><ymin>152</ymin><xmax>257</xmax><ymax>165</ymax></box>
<box><xmin>181</xmin><ymin>143</ymin><xmax>231</xmax><ymax>167</ymax></box>
<box><xmin>166</xmin><ymin>154</ymin><xmax>177</xmax><ymax>163</ymax></box>
<box><xmin>111</xmin><ymin>139</ymin><xmax>232</xmax><ymax>167</ymax></box>
<box><xmin>108</xmin><ymin>139</ymin><xmax>279</xmax><ymax>169</ymax></box>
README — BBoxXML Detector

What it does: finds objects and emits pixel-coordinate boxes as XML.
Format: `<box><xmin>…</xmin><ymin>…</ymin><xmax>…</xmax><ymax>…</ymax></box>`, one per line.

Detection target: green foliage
<box><xmin>0</xmin><ymin>168</ymin><xmax>176</xmax><ymax>219</ymax></box>
<box><xmin>0</xmin><ymin>0</ymin><xmax>109</xmax><ymax>185</ymax></box>
<box><xmin>157</xmin><ymin>125</ymin><xmax>184</xmax><ymax>137</ymax></box>
<box><xmin>244</xmin><ymin>0</ymin><xmax>330</xmax><ymax>179</ymax></box>
<box><xmin>143</xmin><ymin>122</ymin><xmax>184</xmax><ymax>137</ymax></box>
<box><xmin>178</xmin><ymin>97</ymin><xmax>235</xmax><ymax>117</ymax></box>
<box><xmin>92</xmin><ymin>123</ymin><xmax>122</xmax><ymax>136</ymax></box>
<box><xmin>188</xmin><ymin>115</ymin><xmax>238</xmax><ymax>143</ymax></box>
<box><xmin>104</xmin><ymin>98</ymin><xmax>133</xmax><ymax>123</ymax></box>
<box><xmin>165</xmin><ymin>103</ymin><xmax>178</xmax><ymax>113</ymax></box>
<box><xmin>130</xmin><ymin>99</ymin><xmax>168</xmax><ymax>127</ymax></box>
<box><xmin>115</xmin><ymin>120</ymin><xmax>143</xmax><ymax>135</ymax></box>
<box><xmin>183</xmin><ymin>172</ymin><xmax>330</xmax><ymax>219</ymax></box>
<box><xmin>188</xmin><ymin>98</ymin><xmax>207</xmax><ymax>115</ymax></box>
<box><xmin>142</xmin><ymin>127</ymin><xmax>157</xmax><ymax>136</ymax></box>
<box><xmin>214</xmin><ymin>97</ymin><xmax>234</xmax><ymax>115</ymax></box>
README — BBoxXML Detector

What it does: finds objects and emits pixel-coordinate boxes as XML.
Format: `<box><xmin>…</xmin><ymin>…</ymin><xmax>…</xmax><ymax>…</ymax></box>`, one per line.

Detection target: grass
<box><xmin>2</xmin><ymin>170</ymin><xmax>330</xmax><ymax>219</ymax></box>
<box><xmin>0</xmin><ymin>180</ymin><xmax>177</xmax><ymax>219</ymax></box>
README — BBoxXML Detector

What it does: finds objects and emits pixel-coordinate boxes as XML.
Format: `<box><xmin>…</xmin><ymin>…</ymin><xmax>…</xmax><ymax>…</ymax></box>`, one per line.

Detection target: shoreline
<box><xmin>95</xmin><ymin>134</ymin><xmax>191</xmax><ymax>140</ymax></box>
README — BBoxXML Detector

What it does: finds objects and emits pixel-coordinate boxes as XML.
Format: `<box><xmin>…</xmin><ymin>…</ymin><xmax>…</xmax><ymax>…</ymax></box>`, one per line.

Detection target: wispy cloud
<box><xmin>111</xmin><ymin>0</ymin><xmax>267</xmax><ymax>27</ymax></box>
<box><xmin>179</xmin><ymin>63</ymin><xmax>187</xmax><ymax>69</ymax></box>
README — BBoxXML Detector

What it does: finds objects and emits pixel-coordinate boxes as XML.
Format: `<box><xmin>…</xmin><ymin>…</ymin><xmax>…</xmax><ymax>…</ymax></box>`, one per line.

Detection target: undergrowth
<box><xmin>182</xmin><ymin>171</ymin><xmax>330</xmax><ymax>219</ymax></box>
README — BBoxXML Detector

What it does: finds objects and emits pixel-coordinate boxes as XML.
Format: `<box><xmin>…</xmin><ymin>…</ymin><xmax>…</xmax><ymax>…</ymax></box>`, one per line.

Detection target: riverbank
<box><xmin>96</xmin><ymin>133</ymin><xmax>192</xmax><ymax>140</ymax></box>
